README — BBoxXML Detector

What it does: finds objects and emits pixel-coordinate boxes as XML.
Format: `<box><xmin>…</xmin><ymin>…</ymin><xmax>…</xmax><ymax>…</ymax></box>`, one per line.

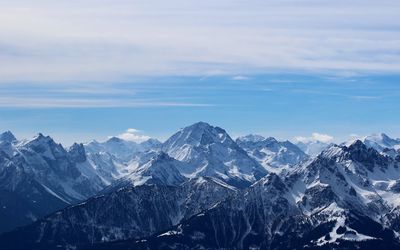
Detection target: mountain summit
<box><xmin>361</xmin><ymin>133</ymin><xmax>400</xmax><ymax>152</ymax></box>
<box><xmin>162</xmin><ymin>122</ymin><xmax>267</xmax><ymax>187</ymax></box>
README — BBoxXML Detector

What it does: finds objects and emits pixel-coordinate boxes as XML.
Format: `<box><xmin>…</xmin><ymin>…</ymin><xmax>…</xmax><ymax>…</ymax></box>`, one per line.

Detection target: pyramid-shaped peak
<box><xmin>348</xmin><ymin>139</ymin><xmax>367</xmax><ymax>150</ymax></box>
<box><xmin>186</xmin><ymin>121</ymin><xmax>227</xmax><ymax>132</ymax></box>
<box><xmin>166</xmin><ymin>121</ymin><xmax>231</xmax><ymax>147</ymax></box>
<box><xmin>190</xmin><ymin>121</ymin><xmax>212</xmax><ymax>128</ymax></box>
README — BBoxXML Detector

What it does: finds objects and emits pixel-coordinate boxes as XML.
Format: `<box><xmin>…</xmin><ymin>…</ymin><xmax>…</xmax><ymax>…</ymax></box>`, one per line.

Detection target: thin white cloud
<box><xmin>117</xmin><ymin>128</ymin><xmax>151</xmax><ymax>143</ymax></box>
<box><xmin>350</xmin><ymin>95</ymin><xmax>381</xmax><ymax>100</ymax></box>
<box><xmin>0</xmin><ymin>0</ymin><xmax>399</xmax><ymax>83</ymax></box>
<box><xmin>232</xmin><ymin>75</ymin><xmax>250</xmax><ymax>81</ymax></box>
<box><xmin>295</xmin><ymin>132</ymin><xmax>334</xmax><ymax>143</ymax></box>
<box><xmin>0</xmin><ymin>97</ymin><xmax>213</xmax><ymax>108</ymax></box>
<box><xmin>126</xmin><ymin>128</ymin><xmax>141</xmax><ymax>134</ymax></box>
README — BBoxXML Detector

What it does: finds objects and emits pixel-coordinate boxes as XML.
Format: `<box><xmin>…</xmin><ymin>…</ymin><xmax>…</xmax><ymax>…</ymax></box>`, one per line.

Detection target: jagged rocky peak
<box><xmin>348</xmin><ymin>139</ymin><xmax>369</xmax><ymax>151</ymax></box>
<box><xmin>320</xmin><ymin>140</ymin><xmax>368</xmax><ymax>158</ymax></box>
<box><xmin>237</xmin><ymin>134</ymin><xmax>307</xmax><ymax>171</ymax></box>
<box><xmin>23</xmin><ymin>133</ymin><xmax>67</xmax><ymax>155</ymax></box>
<box><xmin>68</xmin><ymin>143</ymin><xmax>86</xmax><ymax>163</ymax></box>
<box><xmin>0</xmin><ymin>131</ymin><xmax>17</xmax><ymax>142</ymax></box>
<box><xmin>347</xmin><ymin>140</ymin><xmax>392</xmax><ymax>171</ymax></box>
<box><xmin>27</xmin><ymin>133</ymin><xmax>53</xmax><ymax>144</ymax></box>
<box><xmin>318</xmin><ymin>140</ymin><xmax>392</xmax><ymax>172</ymax></box>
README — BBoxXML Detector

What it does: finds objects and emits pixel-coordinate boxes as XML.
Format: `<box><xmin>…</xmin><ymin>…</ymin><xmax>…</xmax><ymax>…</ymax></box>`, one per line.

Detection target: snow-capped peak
<box><xmin>84</xmin><ymin>136</ymin><xmax>161</xmax><ymax>163</ymax></box>
<box><xmin>163</xmin><ymin>121</ymin><xmax>232</xmax><ymax>150</ymax></box>
<box><xmin>20</xmin><ymin>133</ymin><xmax>68</xmax><ymax>159</ymax></box>
<box><xmin>317</xmin><ymin>140</ymin><xmax>393</xmax><ymax>173</ymax></box>
<box><xmin>237</xmin><ymin>135</ymin><xmax>307</xmax><ymax>172</ymax></box>
<box><xmin>360</xmin><ymin>133</ymin><xmax>400</xmax><ymax>152</ymax></box>
<box><xmin>27</xmin><ymin>133</ymin><xmax>53</xmax><ymax>144</ymax></box>
<box><xmin>162</xmin><ymin>122</ymin><xmax>266</xmax><ymax>187</ymax></box>
<box><xmin>236</xmin><ymin>134</ymin><xmax>266</xmax><ymax>143</ymax></box>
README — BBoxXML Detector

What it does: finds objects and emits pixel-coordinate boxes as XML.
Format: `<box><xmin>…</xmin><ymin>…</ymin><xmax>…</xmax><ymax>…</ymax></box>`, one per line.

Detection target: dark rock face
<box><xmin>0</xmin><ymin>177</ymin><xmax>237</xmax><ymax>248</ymax></box>
<box><xmin>343</xmin><ymin>140</ymin><xmax>391</xmax><ymax>171</ymax></box>
<box><xmin>69</xmin><ymin>143</ymin><xmax>87</xmax><ymax>163</ymax></box>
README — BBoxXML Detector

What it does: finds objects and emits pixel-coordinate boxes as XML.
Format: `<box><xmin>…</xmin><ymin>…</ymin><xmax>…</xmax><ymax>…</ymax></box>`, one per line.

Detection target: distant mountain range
<box><xmin>0</xmin><ymin>123</ymin><xmax>400</xmax><ymax>249</ymax></box>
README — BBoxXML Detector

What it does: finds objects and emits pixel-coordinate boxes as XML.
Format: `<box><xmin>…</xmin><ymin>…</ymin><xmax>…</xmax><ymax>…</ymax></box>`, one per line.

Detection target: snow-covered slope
<box><xmin>112</xmin><ymin>152</ymin><xmax>187</xmax><ymax>187</ymax></box>
<box><xmin>162</xmin><ymin>122</ymin><xmax>267</xmax><ymax>188</ymax></box>
<box><xmin>287</xmin><ymin>140</ymin><xmax>399</xmax><ymax>216</ymax></box>
<box><xmin>236</xmin><ymin>134</ymin><xmax>308</xmax><ymax>173</ymax></box>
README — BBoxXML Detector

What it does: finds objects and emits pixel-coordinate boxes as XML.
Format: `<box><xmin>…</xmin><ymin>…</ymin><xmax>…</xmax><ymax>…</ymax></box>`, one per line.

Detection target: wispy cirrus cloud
<box><xmin>0</xmin><ymin>0</ymin><xmax>399</xmax><ymax>83</ymax></box>
<box><xmin>0</xmin><ymin>97</ymin><xmax>213</xmax><ymax>108</ymax></box>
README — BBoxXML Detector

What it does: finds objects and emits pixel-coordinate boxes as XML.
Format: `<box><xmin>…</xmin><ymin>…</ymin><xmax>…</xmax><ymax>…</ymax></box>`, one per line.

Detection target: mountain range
<box><xmin>0</xmin><ymin>123</ymin><xmax>400</xmax><ymax>249</ymax></box>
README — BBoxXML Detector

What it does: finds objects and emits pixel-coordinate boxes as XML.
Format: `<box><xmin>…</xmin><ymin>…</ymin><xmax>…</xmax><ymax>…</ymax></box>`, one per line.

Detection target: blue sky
<box><xmin>0</xmin><ymin>0</ymin><xmax>399</xmax><ymax>145</ymax></box>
